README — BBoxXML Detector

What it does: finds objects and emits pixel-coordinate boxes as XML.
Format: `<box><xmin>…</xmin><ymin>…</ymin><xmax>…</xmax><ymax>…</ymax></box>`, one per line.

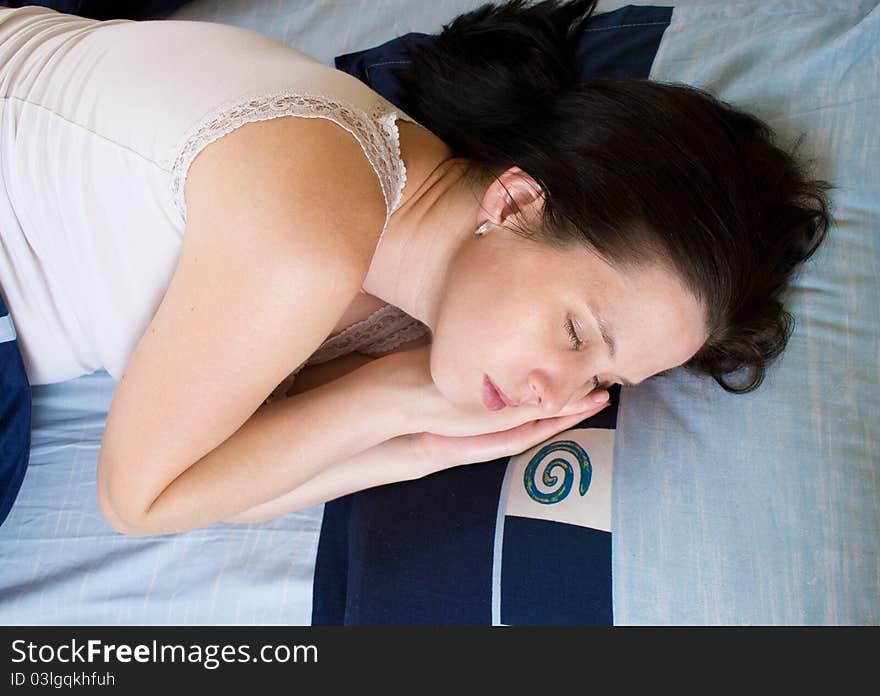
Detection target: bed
<box><xmin>0</xmin><ymin>0</ymin><xmax>877</xmax><ymax>625</ymax></box>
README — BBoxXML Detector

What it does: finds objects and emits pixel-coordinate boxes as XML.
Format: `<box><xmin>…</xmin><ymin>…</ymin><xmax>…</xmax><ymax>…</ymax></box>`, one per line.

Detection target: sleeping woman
<box><xmin>0</xmin><ymin>0</ymin><xmax>831</xmax><ymax>535</ymax></box>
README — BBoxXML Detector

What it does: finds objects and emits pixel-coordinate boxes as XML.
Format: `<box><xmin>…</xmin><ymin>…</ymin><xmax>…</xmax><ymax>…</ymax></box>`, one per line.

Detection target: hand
<box><xmin>372</xmin><ymin>344</ymin><xmax>611</xmax><ymax>438</ymax></box>
<box><xmin>412</xmin><ymin>400</ymin><xmax>612</xmax><ymax>473</ymax></box>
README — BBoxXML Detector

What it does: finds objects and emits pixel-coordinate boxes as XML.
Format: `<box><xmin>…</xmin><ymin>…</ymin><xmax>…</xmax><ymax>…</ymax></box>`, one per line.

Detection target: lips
<box><xmin>482</xmin><ymin>375</ymin><xmax>505</xmax><ymax>411</ymax></box>
<box><xmin>483</xmin><ymin>375</ymin><xmax>516</xmax><ymax>411</ymax></box>
<box><xmin>492</xmin><ymin>380</ymin><xmax>517</xmax><ymax>407</ymax></box>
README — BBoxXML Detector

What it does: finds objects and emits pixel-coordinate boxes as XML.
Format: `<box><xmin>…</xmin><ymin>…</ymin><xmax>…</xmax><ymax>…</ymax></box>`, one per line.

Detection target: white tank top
<box><xmin>0</xmin><ymin>6</ymin><xmax>429</xmax><ymax>387</ymax></box>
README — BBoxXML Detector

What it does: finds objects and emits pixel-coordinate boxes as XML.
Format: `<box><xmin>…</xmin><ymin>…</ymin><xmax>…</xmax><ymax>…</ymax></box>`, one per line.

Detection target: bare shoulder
<box><xmin>97</xmin><ymin>115</ymin><xmax>389</xmax><ymax>519</ymax></box>
<box><xmin>184</xmin><ymin>115</ymin><xmax>388</xmax><ymax>273</ymax></box>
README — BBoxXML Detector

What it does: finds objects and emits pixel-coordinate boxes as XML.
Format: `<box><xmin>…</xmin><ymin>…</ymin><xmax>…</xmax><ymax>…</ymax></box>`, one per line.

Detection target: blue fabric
<box><xmin>314</xmin><ymin>402</ymin><xmax>621</xmax><ymax>625</ymax></box>
<box><xmin>315</xmin><ymin>3</ymin><xmax>671</xmax><ymax>626</ymax></box>
<box><xmin>315</xmin><ymin>458</ymin><xmax>510</xmax><ymax>625</ymax></box>
<box><xmin>0</xmin><ymin>294</ymin><xmax>31</xmax><ymax>528</ymax></box>
<box><xmin>501</xmin><ymin>516</ymin><xmax>612</xmax><ymax>626</ymax></box>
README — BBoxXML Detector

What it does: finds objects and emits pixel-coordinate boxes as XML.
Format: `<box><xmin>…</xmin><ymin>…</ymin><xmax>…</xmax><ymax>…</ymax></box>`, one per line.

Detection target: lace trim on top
<box><xmin>169</xmin><ymin>90</ymin><xmax>411</xmax><ymax>242</ymax></box>
<box><xmin>264</xmin><ymin>305</ymin><xmax>429</xmax><ymax>405</ymax></box>
<box><xmin>310</xmin><ymin>304</ymin><xmax>429</xmax><ymax>362</ymax></box>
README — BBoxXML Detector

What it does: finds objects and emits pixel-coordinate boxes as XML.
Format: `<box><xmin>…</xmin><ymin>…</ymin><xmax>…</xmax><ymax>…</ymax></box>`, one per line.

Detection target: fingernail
<box><xmin>591</xmin><ymin>391</ymin><xmax>609</xmax><ymax>404</ymax></box>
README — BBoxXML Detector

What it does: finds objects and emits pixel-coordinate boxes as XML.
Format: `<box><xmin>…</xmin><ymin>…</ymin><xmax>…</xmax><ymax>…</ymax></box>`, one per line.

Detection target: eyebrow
<box><xmin>586</xmin><ymin>301</ymin><xmax>617</xmax><ymax>360</ymax></box>
<box><xmin>586</xmin><ymin>302</ymin><xmax>641</xmax><ymax>388</ymax></box>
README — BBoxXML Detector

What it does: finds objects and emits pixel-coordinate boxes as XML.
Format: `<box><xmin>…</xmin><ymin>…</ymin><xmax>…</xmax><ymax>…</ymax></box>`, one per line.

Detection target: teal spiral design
<box><xmin>523</xmin><ymin>440</ymin><xmax>592</xmax><ymax>505</ymax></box>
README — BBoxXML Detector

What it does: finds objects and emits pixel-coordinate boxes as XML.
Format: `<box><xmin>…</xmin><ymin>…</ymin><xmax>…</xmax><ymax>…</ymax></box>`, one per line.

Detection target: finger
<box><xmin>503</xmin><ymin>404</ymin><xmax>608</xmax><ymax>458</ymax></box>
<box><xmin>503</xmin><ymin>393</ymin><xmax>602</xmax><ymax>426</ymax></box>
<box><xmin>419</xmin><ymin>401</ymin><xmax>610</xmax><ymax>469</ymax></box>
<box><xmin>555</xmin><ymin>390</ymin><xmax>610</xmax><ymax>417</ymax></box>
<box><xmin>437</xmin><ymin>410</ymin><xmax>587</xmax><ymax>462</ymax></box>
<box><xmin>535</xmin><ymin>407</ymin><xmax>600</xmax><ymax>437</ymax></box>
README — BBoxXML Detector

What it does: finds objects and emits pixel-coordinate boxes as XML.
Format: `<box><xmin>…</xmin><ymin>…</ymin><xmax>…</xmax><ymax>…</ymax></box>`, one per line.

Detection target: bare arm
<box><xmin>96</xmin><ymin>117</ymin><xmax>391</xmax><ymax>537</ymax></box>
<box><xmin>223</xmin><ymin>383</ymin><xmax>610</xmax><ymax>526</ymax></box>
<box><xmin>222</xmin><ymin>346</ymin><xmax>428</xmax><ymax>525</ymax></box>
<box><xmin>101</xmin><ymin>355</ymin><xmax>421</xmax><ymax>536</ymax></box>
<box><xmin>222</xmin><ymin>341</ymin><xmax>610</xmax><ymax>526</ymax></box>
<box><xmin>221</xmin><ymin>434</ymin><xmax>422</xmax><ymax>525</ymax></box>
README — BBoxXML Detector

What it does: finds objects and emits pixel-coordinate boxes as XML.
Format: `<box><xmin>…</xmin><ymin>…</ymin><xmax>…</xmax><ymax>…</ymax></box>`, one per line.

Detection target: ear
<box><xmin>477</xmin><ymin>166</ymin><xmax>545</xmax><ymax>227</ymax></box>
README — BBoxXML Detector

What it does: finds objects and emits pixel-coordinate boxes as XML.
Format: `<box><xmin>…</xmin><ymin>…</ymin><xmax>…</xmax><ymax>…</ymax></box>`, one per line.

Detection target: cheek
<box><xmin>429</xmin><ymin>269</ymin><xmax>510</xmax><ymax>403</ymax></box>
<box><xmin>428</xmin><ymin>246</ymin><xmax>547</xmax><ymax>403</ymax></box>
<box><xmin>430</xmin><ymin>290</ymin><xmax>539</xmax><ymax>405</ymax></box>
<box><xmin>428</xmin><ymin>292</ymin><xmax>486</xmax><ymax>404</ymax></box>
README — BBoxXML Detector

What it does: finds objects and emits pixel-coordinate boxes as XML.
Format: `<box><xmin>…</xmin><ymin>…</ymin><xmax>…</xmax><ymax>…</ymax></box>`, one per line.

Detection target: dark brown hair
<box><xmin>391</xmin><ymin>0</ymin><xmax>833</xmax><ymax>393</ymax></box>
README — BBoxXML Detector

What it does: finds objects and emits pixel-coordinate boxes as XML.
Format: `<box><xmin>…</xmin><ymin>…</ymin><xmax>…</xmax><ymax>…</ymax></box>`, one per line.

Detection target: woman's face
<box><xmin>429</xmin><ymin>224</ymin><xmax>709</xmax><ymax>412</ymax></box>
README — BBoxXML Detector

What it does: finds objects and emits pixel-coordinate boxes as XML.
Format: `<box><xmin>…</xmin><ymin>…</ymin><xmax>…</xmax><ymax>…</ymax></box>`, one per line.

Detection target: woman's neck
<box><xmin>361</xmin><ymin>120</ymin><xmax>480</xmax><ymax>334</ymax></box>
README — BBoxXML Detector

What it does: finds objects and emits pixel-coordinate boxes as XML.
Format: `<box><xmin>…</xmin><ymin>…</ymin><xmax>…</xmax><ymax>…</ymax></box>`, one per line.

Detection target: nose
<box><xmin>528</xmin><ymin>370</ymin><xmax>579</xmax><ymax>415</ymax></box>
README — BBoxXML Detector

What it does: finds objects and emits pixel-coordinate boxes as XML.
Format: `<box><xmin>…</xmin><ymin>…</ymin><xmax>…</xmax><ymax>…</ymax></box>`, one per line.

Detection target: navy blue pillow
<box><xmin>313</xmin><ymin>4</ymin><xmax>673</xmax><ymax>626</ymax></box>
<box><xmin>335</xmin><ymin>4</ymin><xmax>672</xmax><ymax>93</ymax></box>
<box><xmin>0</xmin><ymin>293</ymin><xmax>31</xmax><ymax>527</ymax></box>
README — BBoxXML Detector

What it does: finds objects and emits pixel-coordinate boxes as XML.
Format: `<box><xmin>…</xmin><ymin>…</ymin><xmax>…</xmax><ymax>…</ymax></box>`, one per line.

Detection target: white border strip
<box><xmin>0</xmin><ymin>314</ymin><xmax>16</xmax><ymax>344</ymax></box>
<box><xmin>490</xmin><ymin>459</ymin><xmax>516</xmax><ymax>626</ymax></box>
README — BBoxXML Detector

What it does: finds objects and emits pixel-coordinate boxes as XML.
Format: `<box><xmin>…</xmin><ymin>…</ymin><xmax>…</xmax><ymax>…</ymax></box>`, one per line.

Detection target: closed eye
<box><xmin>565</xmin><ymin>318</ymin><xmax>583</xmax><ymax>350</ymax></box>
<box><xmin>566</xmin><ymin>316</ymin><xmax>621</xmax><ymax>391</ymax></box>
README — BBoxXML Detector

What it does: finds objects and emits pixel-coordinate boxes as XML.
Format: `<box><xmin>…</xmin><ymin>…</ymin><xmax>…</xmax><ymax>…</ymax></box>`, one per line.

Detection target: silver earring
<box><xmin>475</xmin><ymin>221</ymin><xmax>493</xmax><ymax>236</ymax></box>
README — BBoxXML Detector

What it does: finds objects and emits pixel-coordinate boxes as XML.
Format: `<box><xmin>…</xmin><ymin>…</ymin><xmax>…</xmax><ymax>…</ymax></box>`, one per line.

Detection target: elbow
<box><xmin>96</xmin><ymin>461</ymin><xmax>158</xmax><ymax>537</ymax></box>
<box><xmin>96</xmin><ymin>488</ymin><xmax>152</xmax><ymax>536</ymax></box>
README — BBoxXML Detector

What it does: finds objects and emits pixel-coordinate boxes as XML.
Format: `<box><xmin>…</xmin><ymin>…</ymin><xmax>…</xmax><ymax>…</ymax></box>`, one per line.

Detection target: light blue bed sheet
<box><xmin>615</xmin><ymin>0</ymin><xmax>879</xmax><ymax>625</ymax></box>
<box><xmin>1</xmin><ymin>371</ymin><xmax>323</xmax><ymax>624</ymax></box>
<box><xmin>0</xmin><ymin>0</ymin><xmax>876</xmax><ymax>625</ymax></box>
